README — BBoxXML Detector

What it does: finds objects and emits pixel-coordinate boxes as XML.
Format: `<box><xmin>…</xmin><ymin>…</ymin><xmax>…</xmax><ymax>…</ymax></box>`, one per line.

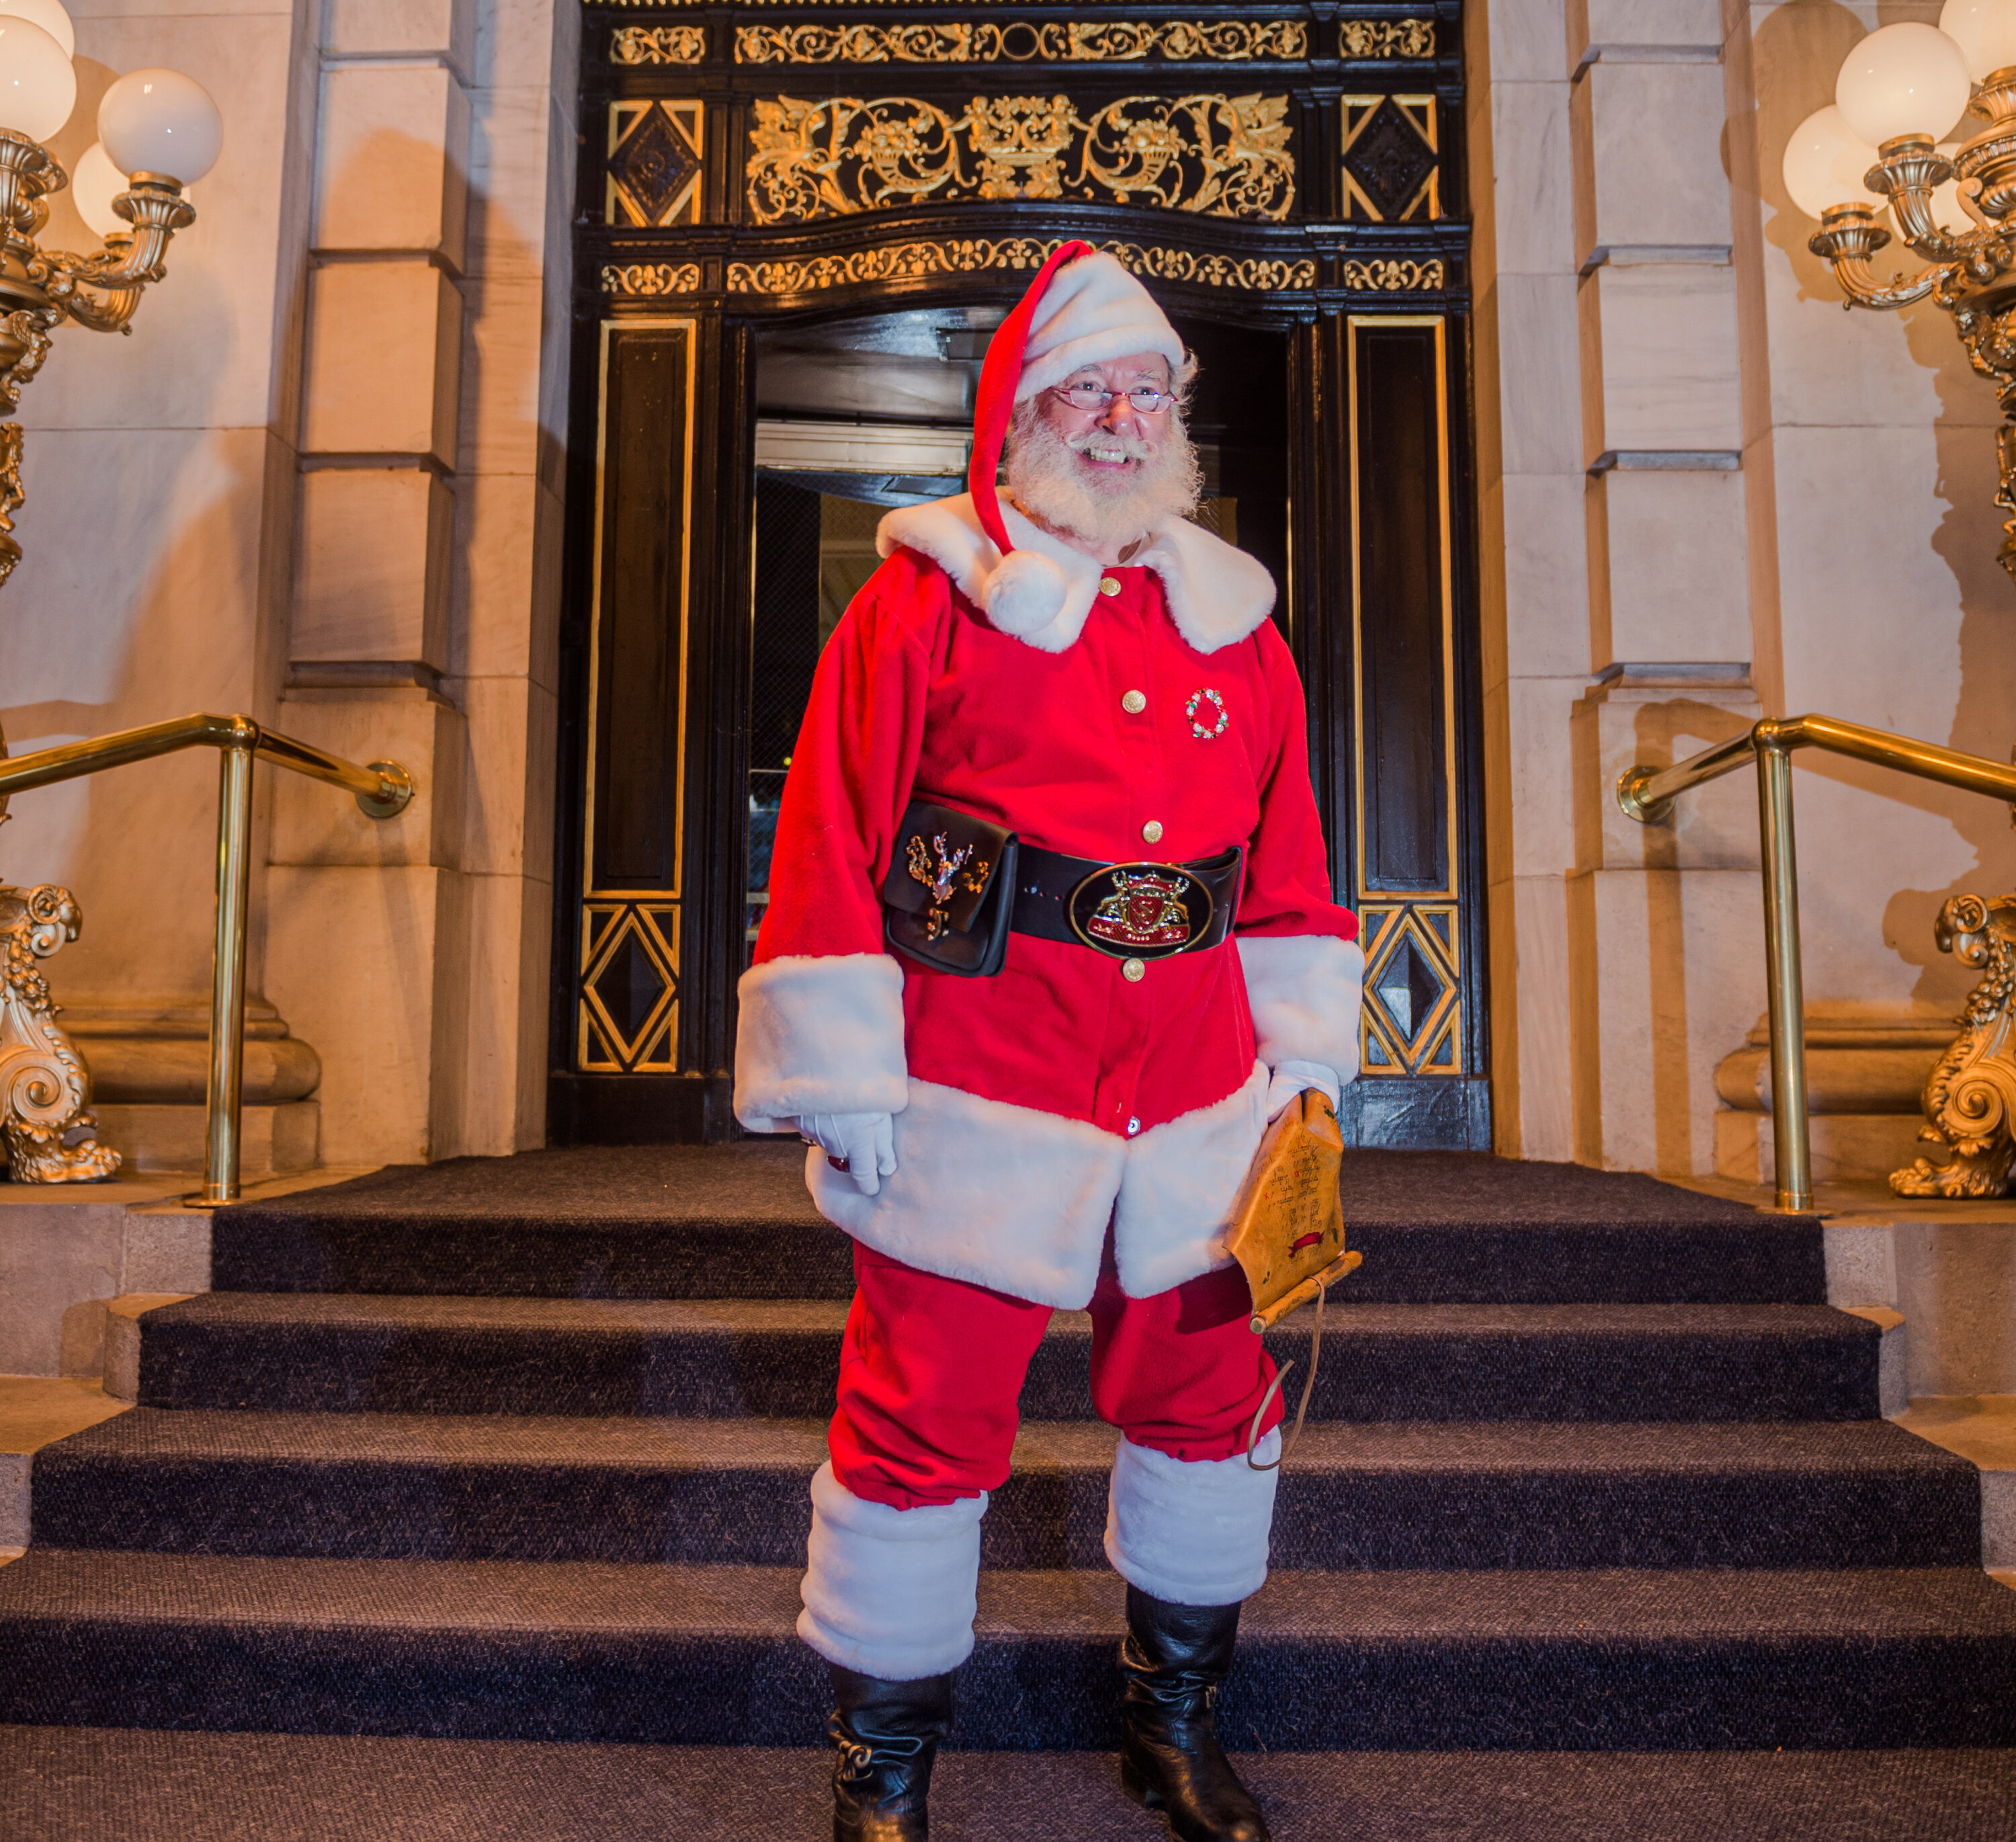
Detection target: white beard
<box><xmin>1001</xmin><ymin>402</ymin><xmax>1204</xmax><ymax>554</ymax></box>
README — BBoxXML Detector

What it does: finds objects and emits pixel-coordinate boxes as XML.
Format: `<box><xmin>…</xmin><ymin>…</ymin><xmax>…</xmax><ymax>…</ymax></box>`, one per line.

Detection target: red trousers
<box><xmin>831</xmin><ymin>1239</ymin><xmax>1285</xmax><ymax>1510</ymax></box>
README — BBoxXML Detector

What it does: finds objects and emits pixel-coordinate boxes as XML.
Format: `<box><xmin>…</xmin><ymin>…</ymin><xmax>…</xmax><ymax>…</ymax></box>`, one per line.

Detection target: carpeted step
<box><xmin>30</xmin><ymin>1410</ymin><xmax>1980</xmax><ymax>1571</ymax></box>
<box><xmin>6</xmin><ymin>1728</ymin><xmax>2015</xmax><ymax>1842</ymax></box>
<box><xmin>2</xmin><ymin>1550</ymin><xmax>2013</xmax><ymax>1749</ymax></box>
<box><xmin>132</xmin><ymin>1294</ymin><xmax>1884</xmax><ymax>1422</ymax></box>
<box><xmin>208</xmin><ymin>1145</ymin><xmax>1826</xmax><ymax>1306</ymax></box>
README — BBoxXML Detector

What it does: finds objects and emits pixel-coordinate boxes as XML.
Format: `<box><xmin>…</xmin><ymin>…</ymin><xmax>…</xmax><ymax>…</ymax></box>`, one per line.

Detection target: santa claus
<box><xmin>734</xmin><ymin>241</ymin><xmax>1363</xmax><ymax>1842</ymax></box>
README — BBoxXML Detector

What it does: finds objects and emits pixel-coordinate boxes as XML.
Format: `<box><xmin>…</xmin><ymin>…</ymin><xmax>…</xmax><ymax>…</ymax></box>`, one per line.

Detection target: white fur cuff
<box><xmin>734</xmin><ymin>953</ymin><xmax>909</xmax><ymax>1130</ymax></box>
<box><xmin>798</xmin><ymin>1462</ymin><xmax>986</xmax><ymax>1680</ymax></box>
<box><xmin>1238</xmin><ymin>933</ymin><xmax>1366</xmax><ymax>1083</ymax></box>
<box><xmin>1105</xmin><ymin>1433</ymin><xmax>1280</xmax><ymax>1606</ymax></box>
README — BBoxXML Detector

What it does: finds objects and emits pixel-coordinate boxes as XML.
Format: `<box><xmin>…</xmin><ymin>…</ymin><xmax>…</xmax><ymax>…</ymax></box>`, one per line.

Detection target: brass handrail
<box><xmin>1618</xmin><ymin>713</ymin><xmax>2016</xmax><ymax>1214</ymax></box>
<box><xmin>0</xmin><ymin>714</ymin><xmax>415</xmax><ymax>1205</ymax></box>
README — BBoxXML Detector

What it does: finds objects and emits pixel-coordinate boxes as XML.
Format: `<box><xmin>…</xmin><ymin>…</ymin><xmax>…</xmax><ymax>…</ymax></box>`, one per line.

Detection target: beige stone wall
<box><xmin>0</xmin><ymin>0</ymin><xmax>575</xmax><ymax>1171</ymax></box>
<box><xmin>1472</xmin><ymin>0</ymin><xmax>2016</xmax><ymax>1175</ymax></box>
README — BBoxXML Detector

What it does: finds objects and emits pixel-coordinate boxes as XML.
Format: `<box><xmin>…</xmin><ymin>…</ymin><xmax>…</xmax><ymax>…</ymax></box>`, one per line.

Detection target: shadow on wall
<box><xmin>1753</xmin><ymin>0</ymin><xmax>2016</xmax><ymax>1022</ymax></box>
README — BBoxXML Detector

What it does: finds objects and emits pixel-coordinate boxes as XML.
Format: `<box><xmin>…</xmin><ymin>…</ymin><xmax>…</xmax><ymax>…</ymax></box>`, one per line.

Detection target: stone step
<box><xmin>5</xmin><ymin>1726</ymin><xmax>2015</xmax><ymax>1842</ymax></box>
<box><xmin>29</xmin><ymin>1409</ymin><xmax>1979</xmax><ymax>1571</ymax></box>
<box><xmin>206</xmin><ymin>1143</ymin><xmax>1827</xmax><ymax>1306</ymax></box>
<box><xmin>2</xmin><ymin>1550</ymin><xmax>2012</xmax><ymax>1749</ymax></box>
<box><xmin>130</xmin><ymin>1294</ymin><xmax>1886</xmax><ymax>1423</ymax></box>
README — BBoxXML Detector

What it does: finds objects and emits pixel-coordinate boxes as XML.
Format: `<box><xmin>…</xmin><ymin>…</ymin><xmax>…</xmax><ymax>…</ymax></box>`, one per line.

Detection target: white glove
<box><xmin>1264</xmin><ymin>1059</ymin><xmax>1341</xmax><ymax>1121</ymax></box>
<box><xmin>796</xmin><ymin>1112</ymin><xmax>898</xmax><ymax>1196</ymax></box>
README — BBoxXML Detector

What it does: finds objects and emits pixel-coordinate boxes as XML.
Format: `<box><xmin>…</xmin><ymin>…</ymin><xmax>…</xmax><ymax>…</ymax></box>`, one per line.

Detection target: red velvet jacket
<box><xmin>734</xmin><ymin>494</ymin><xmax>1363</xmax><ymax>1308</ymax></box>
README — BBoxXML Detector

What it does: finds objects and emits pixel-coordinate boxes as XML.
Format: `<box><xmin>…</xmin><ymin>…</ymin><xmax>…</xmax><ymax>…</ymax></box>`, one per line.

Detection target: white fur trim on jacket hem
<box><xmin>876</xmin><ymin>493</ymin><xmax>1273</xmax><ymax>659</ymax></box>
<box><xmin>1237</xmin><ymin>933</ymin><xmax>1366</xmax><ymax>1083</ymax></box>
<box><xmin>810</xmin><ymin>1077</ymin><xmax>1127</xmax><ymax>1308</ymax></box>
<box><xmin>809</xmin><ymin>1065</ymin><xmax>1275</xmax><ymax>1308</ymax></box>
<box><xmin>733</xmin><ymin>953</ymin><xmax>909</xmax><ymax>1131</ymax></box>
<box><xmin>1105</xmin><ymin>1431</ymin><xmax>1279</xmax><ymax>1605</ymax></box>
<box><xmin>1111</xmin><ymin>1062</ymin><xmax>1269</xmax><ymax>1298</ymax></box>
<box><xmin>798</xmin><ymin>1462</ymin><xmax>986</xmax><ymax>1680</ymax></box>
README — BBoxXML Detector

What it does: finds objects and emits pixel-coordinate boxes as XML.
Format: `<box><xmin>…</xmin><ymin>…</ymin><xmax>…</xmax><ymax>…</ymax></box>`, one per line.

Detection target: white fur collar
<box><xmin>876</xmin><ymin>493</ymin><xmax>1275</xmax><ymax>656</ymax></box>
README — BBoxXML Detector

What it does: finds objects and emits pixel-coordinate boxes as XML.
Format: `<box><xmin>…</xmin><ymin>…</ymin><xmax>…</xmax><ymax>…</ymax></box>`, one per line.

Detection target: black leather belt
<box><xmin>1011</xmin><ymin>844</ymin><xmax>1241</xmax><ymax>961</ymax></box>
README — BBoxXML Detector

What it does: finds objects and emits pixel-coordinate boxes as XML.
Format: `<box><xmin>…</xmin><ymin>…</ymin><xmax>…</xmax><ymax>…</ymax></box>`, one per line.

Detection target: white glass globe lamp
<box><xmin>1782</xmin><ymin>106</ymin><xmax>1886</xmax><ymax>220</ymax></box>
<box><xmin>1837</xmin><ymin>22</ymin><xmax>1974</xmax><ymax>146</ymax></box>
<box><xmin>0</xmin><ymin>0</ymin><xmax>73</xmax><ymax>62</ymax></box>
<box><xmin>71</xmin><ymin>140</ymin><xmax>126</xmax><ymax>238</ymax></box>
<box><xmin>1939</xmin><ymin>0</ymin><xmax>2016</xmax><ymax>81</ymax></box>
<box><xmin>0</xmin><ymin>15</ymin><xmax>72</xmax><ymax>143</ymax></box>
<box><xmin>97</xmin><ymin>68</ymin><xmax>221</xmax><ymax>185</ymax></box>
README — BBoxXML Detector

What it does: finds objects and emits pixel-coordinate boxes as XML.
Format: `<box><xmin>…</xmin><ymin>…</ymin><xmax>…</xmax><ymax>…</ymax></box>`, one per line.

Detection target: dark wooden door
<box><xmin>550</xmin><ymin>2</ymin><xmax>1488</xmax><ymax>1149</ymax></box>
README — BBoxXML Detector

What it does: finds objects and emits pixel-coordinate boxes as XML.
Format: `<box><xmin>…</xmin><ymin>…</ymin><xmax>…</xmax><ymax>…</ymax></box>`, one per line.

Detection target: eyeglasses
<box><xmin>1048</xmin><ymin>381</ymin><xmax>1177</xmax><ymax>415</ymax></box>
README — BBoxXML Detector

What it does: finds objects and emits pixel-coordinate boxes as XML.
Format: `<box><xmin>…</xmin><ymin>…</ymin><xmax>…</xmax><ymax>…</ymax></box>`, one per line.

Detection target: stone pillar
<box><xmin>263</xmin><ymin>0</ymin><xmax>575</xmax><ymax>1164</ymax></box>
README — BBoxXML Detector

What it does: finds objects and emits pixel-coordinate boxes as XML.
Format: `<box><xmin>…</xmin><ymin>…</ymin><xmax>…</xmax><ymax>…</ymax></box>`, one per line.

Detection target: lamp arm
<box><xmin>1867</xmin><ymin>140</ymin><xmax>1968</xmax><ymax>263</ymax></box>
<box><xmin>28</xmin><ymin>185</ymin><xmax>196</xmax><ymax>334</ymax></box>
<box><xmin>1826</xmin><ymin>251</ymin><xmax>1945</xmax><ymax>309</ymax></box>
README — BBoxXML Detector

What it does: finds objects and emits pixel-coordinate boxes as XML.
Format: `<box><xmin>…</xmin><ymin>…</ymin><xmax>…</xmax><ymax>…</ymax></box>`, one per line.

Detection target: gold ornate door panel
<box><xmin>554</xmin><ymin>3</ymin><xmax>1484</xmax><ymax>1148</ymax></box>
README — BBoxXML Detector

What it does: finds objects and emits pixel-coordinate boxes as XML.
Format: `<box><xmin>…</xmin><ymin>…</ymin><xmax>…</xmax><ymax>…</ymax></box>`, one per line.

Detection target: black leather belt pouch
<box><xmin>881</xmin><ymin>799</ymin><xmax>1019</xmax><ymax>976</ymax></box>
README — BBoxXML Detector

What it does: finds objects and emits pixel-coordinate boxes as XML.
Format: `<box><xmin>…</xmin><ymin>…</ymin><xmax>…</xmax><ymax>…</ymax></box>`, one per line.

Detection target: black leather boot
<box><xmin>827</xmin><ymin>1664</ymin><xmax>954</xmax><ymax>1841</ymax></box>
<box><xmin>1117</xmin><ymin>1587</ymin><xmax>1269</xmax><ymax>1842</ymax></box>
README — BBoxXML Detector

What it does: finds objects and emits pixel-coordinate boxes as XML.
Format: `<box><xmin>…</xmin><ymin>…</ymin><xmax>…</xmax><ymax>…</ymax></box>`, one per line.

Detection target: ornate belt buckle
<box><xmin>1066</xmin><ymin>860</ymin><xmax>1211</xmax><ymax>960</ymax></box>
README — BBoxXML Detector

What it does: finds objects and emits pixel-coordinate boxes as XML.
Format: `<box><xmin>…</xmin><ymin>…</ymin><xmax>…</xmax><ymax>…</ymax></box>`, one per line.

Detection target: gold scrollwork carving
<box><xmin>602</xmin><ymin>262</ymin><xmax>702</xmax><ymax>295</ymax></box>
<box><xmin>0</xmin><ymin>883</ymin><xmax>120</xmax><ymax>1181</ymax></box>
<box><xmin>1345</xmin><ymin>257</ymin><xmax>1445</xmax><ymax>291</ymax></box>
<box><xmin>725</xmin><ymin>237</ymin><xmax>1314</xmax><ymax>296</ymax></box>
<box><xmin>1340</xmin><ymin>19</ymin><xmax>1435</xmax><ymax>59</ymax></box>
<box><xmin>612</xmin><ymin>24</ymin><xmax>706</xmax><ymax>64</ymax></box>
<box><xmin>1892</xmin><ymin>892</ymin><xmax>2016</xmax><ymax>1197</ymax></box>
<box><xmin>735</xmin><ymin>21</ymin><xmax>1307</xmax><ymax>65</ymax></box>
<box><xmin>746</xmin><ymin>91</ymin><xmax>1292</xmax><ymax>223</ymax></box>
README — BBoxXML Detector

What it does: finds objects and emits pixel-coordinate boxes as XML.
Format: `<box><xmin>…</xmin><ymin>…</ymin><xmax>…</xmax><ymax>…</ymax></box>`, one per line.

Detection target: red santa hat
<box><xmin>966</xmin><ymin>244</ymin><xmax>1187</xmax><ymax>558</ymax></box>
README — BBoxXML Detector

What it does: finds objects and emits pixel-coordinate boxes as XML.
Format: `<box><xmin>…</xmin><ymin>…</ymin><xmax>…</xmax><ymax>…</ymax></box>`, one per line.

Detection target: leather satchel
<box><xmin>1224</xmin><ymin>1087</ymin><xmax>1363</xmax><ymax>1469</ymax></box>
<box><xmin>881</xmin><ymin>799</ymin><xmax>1019</xmax><ymax>976</ymax></box>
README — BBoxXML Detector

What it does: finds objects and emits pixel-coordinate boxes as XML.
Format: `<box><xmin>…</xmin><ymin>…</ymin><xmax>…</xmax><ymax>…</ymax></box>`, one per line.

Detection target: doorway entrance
<box><xmin>550</xmin><ymin>5</ymin><xmax>1486</xmax><ymax>1148</ymax></box>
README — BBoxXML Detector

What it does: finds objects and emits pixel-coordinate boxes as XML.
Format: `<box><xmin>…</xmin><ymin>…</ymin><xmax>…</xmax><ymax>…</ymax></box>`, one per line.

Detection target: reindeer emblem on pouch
<box><xmin>907</xmin><ymin>832</ymin><xmax>992</xmax><ymax>941</ymax></box>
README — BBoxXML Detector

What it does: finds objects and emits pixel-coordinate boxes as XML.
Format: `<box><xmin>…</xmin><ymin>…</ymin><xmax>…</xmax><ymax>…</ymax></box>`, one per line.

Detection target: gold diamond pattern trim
<box><xmin>746</xmin><ymin>91</ymin><xmax>1292</xmax><ymax>224</ymax></box>
<box><xmin>1340</xmin><ymin>93</ymin><xmax>1439</xmax><ymax>224</ymax></box>
<box><xmin>612</xmin><ymin>24</ymin><xmax>706</xmax><ymax>64</ymax></box>
<box><xmin>736</xmin><ymin>21</ymin><xmax>1306</xmax><ymax>65</ymax></box>
<box><xmin>1345</xmin><ymin>257</ymin><xmax>1445</xmax><ymax>291</ymax></box>
<box><xmin>1357</xmin><ymin>903</ymin><xmax>1461</xmax><ymax>1078</ymax></box>
<box><xmin>607</xmin><ymin>99</ymin><xmax>706</xmax><ymax>228</ymax></box>
<box><xmin>726</xmin><ymin>237</ymin><xmax>1313</xmax><ymax>296</ymax></box>
<box><xmin>1340</xmin><ymin>19</ymin><xmax>1435</xmax><ymax>59</ymax></box>
<box><xmin>579</xmin><ymin>902</ymin><xmax>681</xmax><ymax>1073</ymax></box>
<box><xmin>602</xmin><ymin>262</ymin><xmax>702</xmax><ymax>295</ymax></box>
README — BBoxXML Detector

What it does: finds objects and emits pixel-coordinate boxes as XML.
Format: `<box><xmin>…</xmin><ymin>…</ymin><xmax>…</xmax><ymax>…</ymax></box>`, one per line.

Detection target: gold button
<box><xmin>1141</xmin><ymin>820</ymin><xmax>1164</xmax><ymax>844</ymax></box>
<box><xmin>1099</xmin><ymin>577</ymin><xmax>1122</xmax><ymax>597</ymax></box>
<box><xmin>1122</xmin><ymin>957</ymin><xmax>1146</xmax><ymax>982</ymax></box>
<box><xmin>1122</xmin><ymin>689</ymin><xmax>1146</xmax><ymax>714</ymax></box>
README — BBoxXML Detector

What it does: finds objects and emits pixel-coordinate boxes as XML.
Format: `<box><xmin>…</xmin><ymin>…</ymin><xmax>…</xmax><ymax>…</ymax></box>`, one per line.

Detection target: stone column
<box><xmin>263</xmin><ymin>0</ymin><xmax>575</xmax><ymax>1164</ymax></box>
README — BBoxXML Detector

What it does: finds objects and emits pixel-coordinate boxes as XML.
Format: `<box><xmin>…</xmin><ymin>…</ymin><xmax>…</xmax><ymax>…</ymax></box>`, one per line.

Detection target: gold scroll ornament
<box><xmin>745</xmin><ymin>91</ymin><xmax>1294</xmax><ymax>224</ymax></box>
<box><xmin>734</xmin><ymin>21</ymin><xmax>1308</xmax><ymax>65</ymax></box>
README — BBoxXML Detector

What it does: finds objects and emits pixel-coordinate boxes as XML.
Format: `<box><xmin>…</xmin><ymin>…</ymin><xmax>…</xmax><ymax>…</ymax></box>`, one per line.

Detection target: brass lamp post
<box><xmin>1771</xmin><ymin>5</ymin><xmax>2016</xmax><ymax>1199</ymax></box>
<box><xmin>0</xmin><ymin>9</ymin><xmax>222</xmax><ymax>1180</ymax></box>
